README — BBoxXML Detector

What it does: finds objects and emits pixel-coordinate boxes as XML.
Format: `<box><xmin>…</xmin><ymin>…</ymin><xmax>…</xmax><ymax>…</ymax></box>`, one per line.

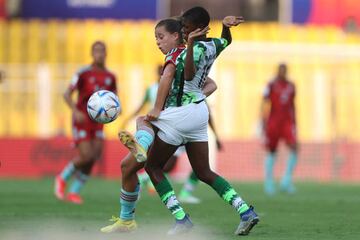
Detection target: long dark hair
<box><xmin>155</xmin><ymin>18</ymin><xmax>184</xmax><ymax>44</ymax></box>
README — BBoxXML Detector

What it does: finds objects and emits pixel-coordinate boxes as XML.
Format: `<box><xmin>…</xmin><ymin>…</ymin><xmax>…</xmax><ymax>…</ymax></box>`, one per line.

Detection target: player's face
<box><xmin>278</xmin><ymin>65</ymin><xmax>287</xmax><ymax>78</ymax></box>
<box><xmin>92</xmin><ymin>44</ymin><xmax>106</xmax><ymax>65</ymax></box>
<box><xmin>181</xmin><ymin>19</ymin><xmax>197</xmax><ymax>42</ymax></box>
<box><xmin>155</xmin><ymin>26</ymin><xmax>179</xmax><ymax>54</ymax></box>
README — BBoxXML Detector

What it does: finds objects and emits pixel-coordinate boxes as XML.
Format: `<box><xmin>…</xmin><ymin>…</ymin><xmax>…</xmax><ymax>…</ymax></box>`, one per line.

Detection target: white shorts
<box><xmin>151</xmin><ymin>101</ymin><xmax>209</xmax><ymax>146</ymax></box>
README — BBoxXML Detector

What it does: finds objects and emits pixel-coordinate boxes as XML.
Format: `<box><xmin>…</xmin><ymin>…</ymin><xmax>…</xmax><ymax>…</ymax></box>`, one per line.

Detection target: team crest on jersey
<box><xmin>105</xmin><ymin>77</ymin><xmax>112</xmax><ymax>86</ymax></box>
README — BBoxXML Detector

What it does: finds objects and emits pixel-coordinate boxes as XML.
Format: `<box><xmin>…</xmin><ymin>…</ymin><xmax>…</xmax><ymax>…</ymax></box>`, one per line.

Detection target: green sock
<box><xmin>154</xmin><ymin>178</ymin><xmax>186</xmax><ymax>220</ymax></box>
<box><xmin>180</xmin><ymin>171</ymin><xmax>199</xmax><ymax>197</ymax></box>
<box><xmin>211</xmin><ymin>176</ymin><xmax>250</xmax><ymax>214</ymax></box>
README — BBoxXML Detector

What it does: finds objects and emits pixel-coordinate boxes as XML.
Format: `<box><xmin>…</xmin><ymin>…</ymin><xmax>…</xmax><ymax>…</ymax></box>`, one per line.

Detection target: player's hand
<box><xmin>261</xmin><ymin>119</ymin><xmax>267</xmax><ymax>134</ymax></box>
<box><xmin>223</xmin><ymin>16</ymin><xmax>244</xmax><ymax>27</ymax></box>
<box><xmin>146</xmin><ymin>108</ymin><xmax>161</xmax><ymax>121</ymax></box>
<box><xmin>216</xmin><ymin>139</ymin><xmax>224</xmax><ymax>151</ymax></box>
<box><xmin>187</xmin><ymin>26</ymin><xmax>210</xmax><ymax>44</ymax></box>
<box><xmin>74</xmin><ymin>109</ymin><xmax>86</xmax><ymax>123</ymax></box>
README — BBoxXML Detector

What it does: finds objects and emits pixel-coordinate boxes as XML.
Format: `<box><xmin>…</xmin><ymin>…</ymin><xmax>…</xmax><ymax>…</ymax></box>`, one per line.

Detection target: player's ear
<box><xmin>173</xmin><ymin>32</ymin><xmax>180</xmax><ymax>42</ymax></box>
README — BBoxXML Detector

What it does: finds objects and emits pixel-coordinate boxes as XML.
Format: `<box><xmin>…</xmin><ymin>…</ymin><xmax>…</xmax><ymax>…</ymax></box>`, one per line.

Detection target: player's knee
<box><xmin>136</xmin><ymin>116</ymin><xmax>146</xmax><ymax>127</ymax></box>
<box><xmin>92</xmin><ymin>149</ymin><xmax>102</xmax><ymax>160</ymax></box>
<box><xmin>144</xmin><ymin>164</ymin><xmax>152</xmax><ymax>174</ymax></box>
<box><xmin>121</xmin><ymin>159</ymin><xmax>132</xmax><ymax>174</ymax></box>
<box><xmin>120</xmin><ymin>160</ymin><xmax>126</xmax><ymax>170</ymax></box>
<box><xmin>269</xmin><ymin>149</ymin><xmax>276</xmax><ymax>154</ymax></box>
<box><xmin>288</xmin><ymin>143</ymin><xmax>298</xmax><ymax>152</ymax></box>
<box><xmin>162</xmin><ymin>156</ymin><xmax>177</xmax><ymax>172</ymax></box>
<box><xmin>81</xmin><ymin>163</ymin><xmax>94</xmax><ymax>175</ymax></box>
<box><xmin>194</xmin><ymin>170</ymin><xmax>214</xmax><ymax>185</ymax></box>
<box><xmin>144</xmin><ymin>162</ymin><xmax>159</xmax><ymax>176</ymax></box>
<box><xmin>80</xmin><ymin>151</ymin><xmax>95</xmax><ymax>163</ymax></box>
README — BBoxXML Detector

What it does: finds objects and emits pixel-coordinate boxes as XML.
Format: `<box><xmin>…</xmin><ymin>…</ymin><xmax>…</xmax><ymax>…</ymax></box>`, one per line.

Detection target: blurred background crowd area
<box><xmin>0</xmin><ymin>0</ymin><xmax>359</xmax><ymax>181</ymax></box>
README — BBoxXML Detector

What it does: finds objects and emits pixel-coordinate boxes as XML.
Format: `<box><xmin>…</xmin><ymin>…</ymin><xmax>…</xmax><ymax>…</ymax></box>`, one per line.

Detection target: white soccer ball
<box><xmin>87</xmin><ymin>90</ymin><xmax>121</xmax><ymax>124</ymax></box>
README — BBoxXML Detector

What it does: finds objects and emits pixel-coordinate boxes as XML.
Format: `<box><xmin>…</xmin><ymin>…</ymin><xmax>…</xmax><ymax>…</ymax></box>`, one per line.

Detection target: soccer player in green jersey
<box><xmin>142</xmin><ymin>7</ymin><xmax>259</xmax><ymax>235</ymax></box>
<box><xmin>115</xmin><ymin>7</ymin><xmax>259</xmax><ymax>235</ymax></box>
<box><xmin>100</xmin><ymin>18</ymin><xmax>218</xmax><ymax>233</ymax></box>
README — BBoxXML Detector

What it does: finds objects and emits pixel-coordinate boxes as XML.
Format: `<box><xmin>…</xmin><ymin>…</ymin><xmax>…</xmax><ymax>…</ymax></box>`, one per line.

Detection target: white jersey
<box><xmin>183</xmin><ymin>38</ymin><xmax>228</xmax><ymax>103</ymax></box>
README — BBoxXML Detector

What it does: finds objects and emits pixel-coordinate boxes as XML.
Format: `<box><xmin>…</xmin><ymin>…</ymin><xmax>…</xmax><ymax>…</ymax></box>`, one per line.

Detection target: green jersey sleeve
<box><xmin>213</xmin><ymin>38</ymin><xmax>229</xmax><ymax>56</ymax></box>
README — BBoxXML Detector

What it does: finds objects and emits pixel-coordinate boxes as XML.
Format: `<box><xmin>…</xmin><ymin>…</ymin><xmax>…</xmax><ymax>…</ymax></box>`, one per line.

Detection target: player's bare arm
<box><xmin>222</xmin><ymin>16</ymin><xmax>245</xmax><ymax>45</ymax></box>
<box><xmin>146</xmin><ymin>64</ymin><xmax>176</xmax><ymax>121</ymax></box>
<box><xmin>260</xmin><ymin>97</ymin><xmax>271</xmax><ymax>132</ymax></box>
<box><xmin>63</xmin><ymin>88</ymin><xmax>85</xmax><ymax>123</ymax></box>
<box><xmin>202</xmin><ymin>77</ymin><xmax>217</xmax><ymax>97</ymax></box>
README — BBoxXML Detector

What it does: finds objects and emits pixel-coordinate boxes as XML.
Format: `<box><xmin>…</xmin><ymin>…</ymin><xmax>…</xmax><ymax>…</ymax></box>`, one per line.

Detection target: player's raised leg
<box><xmin>119</xmin><ymin>117</ymin><xmax>155</xmax><ymax>162</ymax></box>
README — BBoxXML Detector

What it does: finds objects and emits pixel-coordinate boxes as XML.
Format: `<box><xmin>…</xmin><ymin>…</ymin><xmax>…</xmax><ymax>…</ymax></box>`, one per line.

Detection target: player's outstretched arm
<box><xmin>184</xmin><ymin>26</ymin><xmax>210</xmax><ymax>81</ymax></box>
<box><xmin>221</xmin><ymin>16</ymin><xmax>245</xmax><ymax>45</ymax></box>
<box><xmin>146</xmin><ymin>64</ymin><xmax>175</xmax><ymax>121</ymax></box>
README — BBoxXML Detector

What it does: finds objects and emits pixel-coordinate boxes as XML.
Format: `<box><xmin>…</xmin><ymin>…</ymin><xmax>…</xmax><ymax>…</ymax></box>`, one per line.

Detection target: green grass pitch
<box><xmin>0</xmin><ymin>179</ymin><xmax>359</xmax><ymax>240</ymax></box>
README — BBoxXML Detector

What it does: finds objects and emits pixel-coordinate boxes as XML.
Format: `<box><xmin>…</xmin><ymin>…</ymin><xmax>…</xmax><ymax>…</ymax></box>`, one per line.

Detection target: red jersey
<box><xmin>263</xmin><ymin>78</ymin><xmax>296</xmax><ymax>123</ymax></box>
<box><xmin>69</xmin><ymin>65</ymin><xmax>117</xmax><ymax>113</ymax></box>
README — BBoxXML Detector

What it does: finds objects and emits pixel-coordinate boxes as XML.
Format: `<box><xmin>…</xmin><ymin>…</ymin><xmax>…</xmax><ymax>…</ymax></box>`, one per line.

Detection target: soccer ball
<box><xmin>87</xmin><ymin>90</ymin><xmax>121</xmax><ymax>124</ymax></box>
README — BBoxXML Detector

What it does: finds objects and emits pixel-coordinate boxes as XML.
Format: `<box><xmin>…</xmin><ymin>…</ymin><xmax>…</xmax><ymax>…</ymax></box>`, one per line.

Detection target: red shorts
<box><xmin>72</xmin><ymin>115</ymin><xmax>104</xmax><ymax>145</ymax></box>
<box><xmin>265</xmin><ymin>119</ymin><xmax>297</xmax><ymax>151</ymax></box>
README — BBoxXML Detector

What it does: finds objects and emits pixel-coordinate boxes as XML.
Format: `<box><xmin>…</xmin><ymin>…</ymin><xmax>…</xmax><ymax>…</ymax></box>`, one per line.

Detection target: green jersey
<box><xmin>164</xmin><ymin>38</ymin><xmax>228</xmax><ymax>108</ymax></box>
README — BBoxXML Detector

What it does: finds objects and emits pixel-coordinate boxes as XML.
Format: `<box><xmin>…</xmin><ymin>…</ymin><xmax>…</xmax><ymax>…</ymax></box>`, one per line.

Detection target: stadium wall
<box><xmin>0</xmin><ymin>21</ymin><xmax>360</xmax><ymax>142</ymax></box>
<box><xmin>1</xmin><ymin>138</ymin><xmax>360</xmax><ymax>182</ymax></box>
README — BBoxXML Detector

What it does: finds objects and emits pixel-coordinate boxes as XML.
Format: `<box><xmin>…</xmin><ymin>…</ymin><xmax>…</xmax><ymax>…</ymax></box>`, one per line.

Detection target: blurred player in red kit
<box><xmin>54</xmin><ymin>41</ymin><xmax>118</xmax><ymax>204</ymax></box>
<box><xmin>261</xmin><ymin>63</ymin><xmax>298</xmax><ymax>195</ymax></box>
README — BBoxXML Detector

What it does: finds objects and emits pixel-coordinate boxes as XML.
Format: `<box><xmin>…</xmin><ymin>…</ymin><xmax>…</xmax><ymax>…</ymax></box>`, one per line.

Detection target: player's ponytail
<box><xmin>155</xmin><ymin>18</ymin><xmax>184</xmax><ymax>44</ymax></box>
